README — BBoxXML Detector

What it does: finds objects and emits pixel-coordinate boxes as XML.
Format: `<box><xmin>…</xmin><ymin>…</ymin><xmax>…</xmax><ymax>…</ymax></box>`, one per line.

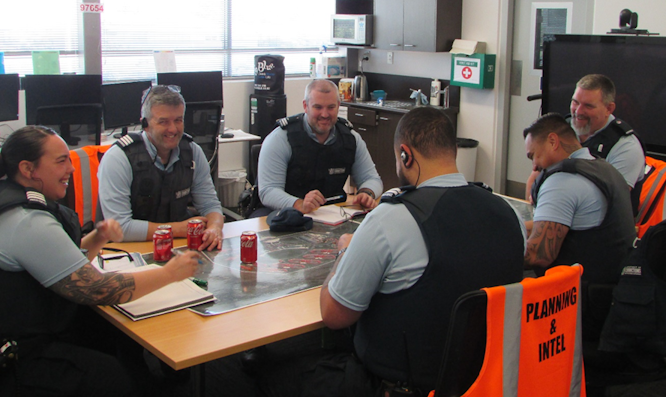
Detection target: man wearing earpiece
<box><xmin>98</xmin><ymin>85</ymin><xmax>224</xmax><ymax>249</ymax></box>
<box><xmin>306</xmin><ymin>106</ymin><xmax>527</xmax><ymax>395</ymax></box>
<box><xmin>257</xmin><ymin>79</ymin><xmax>382</xmax><ymax>215</ymax></box>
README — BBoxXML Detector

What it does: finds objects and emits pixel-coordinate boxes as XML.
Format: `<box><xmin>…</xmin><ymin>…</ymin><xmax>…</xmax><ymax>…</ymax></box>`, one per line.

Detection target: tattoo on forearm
<box><xmin>51</xmin><ymin>263</ymin><xmax>136</xmax><ymax>306</ymax></box>
<box><xmin>525</xmin><ymin>221</ymin><xmax>568</xmax><ymax>267</ymax></box>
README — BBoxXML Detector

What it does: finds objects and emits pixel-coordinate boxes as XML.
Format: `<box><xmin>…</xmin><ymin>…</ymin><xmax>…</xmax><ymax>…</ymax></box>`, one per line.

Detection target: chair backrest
<box><xmin>185</xmin><ymin>101</ymin><xmax>222</xmax><ymax>162</ymax></box>
<box><xmin>249</xmin><ymin>143</ymin><xmax>262</xmax><ymax>186</ymax></box>
<box><xmin>61</xmin><ymin>144</ymin><xmax>111</xmax><ymax>233</ymax></box>
<box><xmin>432</xmin><ymin>264</ymin><xmax>586</xmax><ymax>397</ymax></box>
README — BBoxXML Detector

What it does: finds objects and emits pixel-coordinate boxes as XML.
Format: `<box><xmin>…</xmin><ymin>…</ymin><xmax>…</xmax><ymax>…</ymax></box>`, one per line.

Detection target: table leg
<box><xmin>191</xmin><ymin>364</ymin><xmax>205</xmax><ymax>397</ymax></box>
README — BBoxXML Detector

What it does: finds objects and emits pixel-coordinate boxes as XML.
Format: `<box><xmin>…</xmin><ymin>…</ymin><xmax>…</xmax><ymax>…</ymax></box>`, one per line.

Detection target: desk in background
<box><xmin>217</xmin><ymin>129</ymin><xmax>261</xmax><ymax>219</ymax></box>
<box><xmin>217</xmin><ymin>129</ymin><xmax>261</xmax><ymax>174</ymax></box>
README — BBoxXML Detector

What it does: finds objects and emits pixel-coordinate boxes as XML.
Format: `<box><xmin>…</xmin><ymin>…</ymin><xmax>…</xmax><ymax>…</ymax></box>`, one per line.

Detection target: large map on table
<box><xmin>141</xmin><ymin>194</ymin><xmax>532</xmax><ymax>317</ymax></box>
<box><xmin>156</xmin><ymin>221</ymin><xmax>360</xmax><ymax>316</ymax></box>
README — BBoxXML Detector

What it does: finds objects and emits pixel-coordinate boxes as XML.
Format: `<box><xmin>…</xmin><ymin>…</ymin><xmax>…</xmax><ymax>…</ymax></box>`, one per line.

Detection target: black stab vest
<box><xmin>568</xmin><ymin>115</ymin><xmax>644</xmax><ymax>158</ymax></box>
<box><xmin>531</xmin><ymin>158</ymin><xmax>636</xmax><ymax>284</ymax></box>
<box><xmin>282</xmin><ymin>114</ymin><xmax>356</xmax><ymax>199</ymax></box>
<box><xmin>354</xmin><ymin>185</ymin><xmax>525</xmax><ymax>392</ymax></box>
<box><xmin>0</xmin><ymin>180</ymin><xmax>82</xmax><ymax>340</ymax></box>
<box><xmin>116</xmin><ymin>133</ymin><xmax>194</xmax><ymax>223</ymax></box>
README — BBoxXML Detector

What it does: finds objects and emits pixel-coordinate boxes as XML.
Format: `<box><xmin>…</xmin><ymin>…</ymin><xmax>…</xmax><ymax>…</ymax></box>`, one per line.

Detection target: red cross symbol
<box><xmin>462</xmin><ymin>66</ymin><xmax>473</xmax><ymax>80</ymax></box>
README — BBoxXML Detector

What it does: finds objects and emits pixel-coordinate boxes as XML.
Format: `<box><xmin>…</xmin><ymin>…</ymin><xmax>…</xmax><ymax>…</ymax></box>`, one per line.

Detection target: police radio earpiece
<box><xmin>401</xmin><ymin>149</ymin><xmax>409</xmax><ymax>166</ymax></box>
<box><xmin>141</xmin><ymin>118</ymin><xmax>148</xmax><ymax>129</ymax></box>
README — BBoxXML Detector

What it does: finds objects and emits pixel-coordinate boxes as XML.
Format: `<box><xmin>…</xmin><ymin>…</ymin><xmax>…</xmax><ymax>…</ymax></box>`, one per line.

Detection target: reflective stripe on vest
<box><xmin>461</xmin><ymin>265</ymin><xmax>585</xmax><ymax>397</ymax></box>
<box><xmin>69</xmin><ymin>145</ymin><xmax>111</xmax><ymax>228</ymax></box>
<box><xmin>636</xmin><ymin>156</ymin><xmax>666</xmax><ymax>238</ymax></box>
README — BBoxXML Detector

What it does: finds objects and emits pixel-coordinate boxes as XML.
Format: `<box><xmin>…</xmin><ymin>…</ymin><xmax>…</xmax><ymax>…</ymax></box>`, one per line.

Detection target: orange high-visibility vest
<box><xmin>636</xmin><ymin>156</ymin><xmax>666</xmax><ymax>238</ymax></box>
<box><xmin>68</xmin><ymin>145</ymin><xmax>111</xmax><ymax>229</ymax></box>
<box><xmin>430</xmin><ymin>265</ymin><xmax>586</xmax><ymax>397</ymax></box>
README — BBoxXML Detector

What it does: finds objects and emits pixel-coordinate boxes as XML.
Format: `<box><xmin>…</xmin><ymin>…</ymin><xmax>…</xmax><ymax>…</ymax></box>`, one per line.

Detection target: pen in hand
<box><xmin>325</xmin><ymin>195</ymin><xmax>345</xmax><ymax>203</ymax></box>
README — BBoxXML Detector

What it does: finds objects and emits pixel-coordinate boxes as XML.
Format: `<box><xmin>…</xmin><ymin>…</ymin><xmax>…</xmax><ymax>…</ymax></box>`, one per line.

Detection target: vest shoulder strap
<box><xmin>0</xmin><ymin>184</ymin><xmax>49</xmax><ymax>214</ymax></box>
<box><xmin>114</xmin><ymin>132</ymin><xmax>142</xmax><ymax>149</ymax></box>
<box><xmin>276</xmin><ymin>114</ymin><xmax>303</xmax><ymax>129</ymax></box>
<box><xmin>380</xmin><ymin>185</ymin><xmax>417</xmax><ymax>204</ymax></box>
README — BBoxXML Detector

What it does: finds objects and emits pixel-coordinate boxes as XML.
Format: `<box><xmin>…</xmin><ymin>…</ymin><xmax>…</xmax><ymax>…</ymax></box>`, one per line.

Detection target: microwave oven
<box><xmin>331</xmin><ymin>14</ymin><xmax>373</xmax><ymax>46</ymax></box>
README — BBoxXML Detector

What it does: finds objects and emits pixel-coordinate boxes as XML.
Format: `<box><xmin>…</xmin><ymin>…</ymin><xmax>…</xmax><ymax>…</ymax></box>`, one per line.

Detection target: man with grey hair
<box><xmin>256</xmin><ymin>79</ymin><xmax>382</xmax><ymax>215</ymax></box>
<box><xmin>526</xmin><ymin>74</ymin><xmax>645</xmax><ymax>205</ymax></box>
<box><xmin>98</xmin><ymin>84</ymin><xmax>224</xmax><ymax>249</ymax></box>
<box><xmin>570</xmin><ymin>74</ymin><xmax>644</xmax><ymax>188</ymax></box>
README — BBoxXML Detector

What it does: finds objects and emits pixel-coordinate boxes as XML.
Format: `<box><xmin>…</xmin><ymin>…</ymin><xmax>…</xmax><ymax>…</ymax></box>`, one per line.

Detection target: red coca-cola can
<box><xmin>240</xmin><ymin>231</ymin><xmax>257</xmax><ymax>264</ymax></box>
<box><xmin>153</xmin><ymin>229</ymin><xmax>173</xmax><ymax>262</ymax></box>
<box><xmin>187</xmin><ymin>219</ymin><xmax>204</xmax><ymax>250</ymax></box>
<box><xmin>157</xmin><ymin>224</ymin><xmax>173</xmax><ymax>240</ymax></box>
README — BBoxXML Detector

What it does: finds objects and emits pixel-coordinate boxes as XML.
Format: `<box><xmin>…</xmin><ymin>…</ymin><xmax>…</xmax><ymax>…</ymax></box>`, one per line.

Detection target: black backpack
<box><xmin>599</xmin><ymin>219</ymin><xmax>666</xmax><ymax>355</ymax></box>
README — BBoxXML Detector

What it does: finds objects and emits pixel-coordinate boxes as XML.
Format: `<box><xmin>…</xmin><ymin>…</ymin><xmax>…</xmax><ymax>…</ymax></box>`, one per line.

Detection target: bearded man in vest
<box><xmin>526</xmin><ymin>74</ymin><xmax>645</xmax><ymax>209</ymax></box>
<box><xmin>309</xmin><ymin>106</ymin><xmax>526</xmax><ymax>396</ymax></box>
<box><xmin>523</xmin><ymin>113</ymin><xmax>636</xmax><ymax>348</ymax></box>
<box><xmin>256</xmin><ymin>79</ymin><xmax>383</xmax><ymax>216</ymax></box>
<box><xmin>98</xmin><ymin>85</ymin><xmax>224</xmax><ymax>249</ymax></box>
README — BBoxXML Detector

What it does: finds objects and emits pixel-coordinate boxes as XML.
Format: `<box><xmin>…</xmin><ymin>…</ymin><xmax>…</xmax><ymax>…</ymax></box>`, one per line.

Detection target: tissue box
<box><xmin>317</xmin><ymin>55</ymin><xmax>346</xmax><ymax>78</ymax></box>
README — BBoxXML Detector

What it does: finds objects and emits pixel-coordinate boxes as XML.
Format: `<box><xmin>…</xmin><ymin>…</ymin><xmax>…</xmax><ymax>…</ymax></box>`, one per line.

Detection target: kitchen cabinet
<box><xmin>374</xmin><ymin>0</ymin><xmax>462</xmax><ymax>52</ymax></box>
<box><xmin>347</xmin><ymin>105</ymin><xmax>401</xmax><ymax>190</ymax></box>
<box><xmin>375</xmin><ymin>111</ymin><xmax>401</xmax><ymax>189</ymax></box>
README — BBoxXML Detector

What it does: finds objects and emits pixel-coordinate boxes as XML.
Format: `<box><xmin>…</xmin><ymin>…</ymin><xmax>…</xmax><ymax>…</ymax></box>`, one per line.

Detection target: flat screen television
<box><xmin>543</xmin><ymin>34</ymin><xmax>666</xmax><ymax>157</ymax></box>
<box><xmin>102</xmin><ymin>80</ymin><xmax>152</xmax><ymax>136</ymax></box>
<box><xmin>23</xmin><ymin>74</ymin><xmax>103</xmax><ymax>146</ymax></box>
<box><xmin>156</xmin><ymin>71</ymin><xmax>223</xmax><ymax>107</ymax></box>
<box><xmin>0</xmin><ymin>74</ymin><xmax>20</xmax><ymax>122</ymax></box>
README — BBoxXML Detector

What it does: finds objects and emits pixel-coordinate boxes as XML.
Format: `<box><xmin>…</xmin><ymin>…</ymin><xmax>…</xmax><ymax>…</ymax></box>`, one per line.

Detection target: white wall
<box><xmin>593</xmin><ymin>1</ymin><xmax>666</xmax><ymax>34</ymax></box>
<box><xmin>350</xmin><ymin>0</ymin><xmax>511</xmax><ymax>189</ymax></box>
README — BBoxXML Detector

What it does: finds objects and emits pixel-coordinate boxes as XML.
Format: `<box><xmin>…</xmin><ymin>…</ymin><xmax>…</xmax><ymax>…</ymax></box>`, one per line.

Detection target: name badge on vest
<box><xmin>175</xmin><ymin>188</ymin><xmax>191</xmax><ymax>199</ymax></box>
<box><xmin>328</xmin><ymin>167</ymin><xmax>346</xmax><ymax>175</ymax></box>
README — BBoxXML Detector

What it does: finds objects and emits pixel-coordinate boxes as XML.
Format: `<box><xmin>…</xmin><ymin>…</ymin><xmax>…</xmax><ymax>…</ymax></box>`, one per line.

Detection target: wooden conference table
<box><xmin>94</xmin><ymin>194</ymin><xmax>533</xmax><ymax>395</ymax></box>
<box><xmin>95</xmin><ymin>215</ymin><xmax>326</xmax><ymax>396</ymax></box>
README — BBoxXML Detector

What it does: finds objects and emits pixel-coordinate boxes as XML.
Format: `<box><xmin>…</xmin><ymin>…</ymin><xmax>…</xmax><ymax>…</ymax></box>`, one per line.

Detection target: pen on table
<box><xmin>172</xmin><ymin>250</ymin><xmax>208</xmax><ymax>288</ymax></box>
<box><xmin>172</xmin><ymin>249</ymin><xmax>204</xmax><ymax>265</ymax></box>
<box><xmin>325</xmin><ymin>195</ymin><xmax>344</xmax><ymax>202</ymax></box>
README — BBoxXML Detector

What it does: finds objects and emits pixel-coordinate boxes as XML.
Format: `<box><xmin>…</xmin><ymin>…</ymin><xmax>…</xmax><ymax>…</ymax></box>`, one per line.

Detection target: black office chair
<box><xmin>239</xmin><ymin>144</ymin><xmax>270</xmax><ymax>218</ymax></box>
<box><xmin>433</xmin><ymin>291</ymin><xmax>487</xmax><ymax>397</ymax></box>
<box><xmin>184</xmin><ymin>101</ymin><xmax>222</xmax><ymax>184</ymax></box>
<box><xmin>432</xmin><ymin>265</ymin><xmax>587</xmax><ymax>397</ymax></box>
<box><xmin>249</xmin><ymin>143</ymin><xmax>262</xmax><ymax>186</ymax></box>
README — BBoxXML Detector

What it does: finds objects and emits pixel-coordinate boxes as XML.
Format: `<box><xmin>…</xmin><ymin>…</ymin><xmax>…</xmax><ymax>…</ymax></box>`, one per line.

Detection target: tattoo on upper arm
<box><xmin>525</xmin><ymin>221</ymin><xmax>569</xmax><ymax>266</ymax></box>
<box><xmin>50</xmin><ymin>263</ymin><xmax>136</xmax><ymax>306</ymax></box>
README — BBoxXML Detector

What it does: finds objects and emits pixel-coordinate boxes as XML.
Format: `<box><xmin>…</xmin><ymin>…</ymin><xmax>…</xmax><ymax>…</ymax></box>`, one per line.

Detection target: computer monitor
<box><xmin>102</xmin><ymin>80</ymin><xmax>153</xmax><ymax>137</ymax></box>
<box><xmin>156</xmin><ymin>71</ymin><xmax>224</xmax><ymax>108</ymax></box>
<box><xmin>0</xmin><ymin>74</ymin><xmax>20</xmax><ymax>122</ymax></box>
<box><xmin>543</xmin><ymin>34</ymin><xmax>666</xmax><ymax>157</ymax></box>
<box><xmin>23</xmin><ymin>74</ymin><xmax>103</xmax><ymax>147</ymax></box>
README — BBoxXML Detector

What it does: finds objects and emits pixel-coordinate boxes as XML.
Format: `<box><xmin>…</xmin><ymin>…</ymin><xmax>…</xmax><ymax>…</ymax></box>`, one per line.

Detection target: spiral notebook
<box><xmin>113</xmin><ymin>265</ymin><xmax>215</xmax><ymax>321</ymax></box>
<box><xmin>308</xmin><ymin>205</ymin><xmax>368</xmax><ymax>226</ymax></box>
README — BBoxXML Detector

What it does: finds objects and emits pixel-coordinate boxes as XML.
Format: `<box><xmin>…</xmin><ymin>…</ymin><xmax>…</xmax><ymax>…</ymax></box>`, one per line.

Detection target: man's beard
<box><xmin>309</xmin><ymin>117</ymin><xmax>333</xmax><ymax>136</ymax></box>
<box><xmin>571</xmin><ymin>116</ymin><xmax>591</xmax><ymax>138</ymax></box>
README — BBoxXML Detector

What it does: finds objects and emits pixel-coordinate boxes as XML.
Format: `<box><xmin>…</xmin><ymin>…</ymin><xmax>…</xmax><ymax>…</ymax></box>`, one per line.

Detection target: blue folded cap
<box><xmin>266</xmin><ymin>208</ymin><xmax>313</xmax><ymax>232</ymax></box>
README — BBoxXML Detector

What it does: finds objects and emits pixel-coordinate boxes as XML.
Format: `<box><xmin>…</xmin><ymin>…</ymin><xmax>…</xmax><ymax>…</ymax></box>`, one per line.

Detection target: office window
<box><xmin>0</xmin><ymin>1</ymin><xmax>84</xmax><ymax>76</ymax></box>
<box><xmin>101</xmin><ymin>0</ymin><xmax>335</xmax><ymax>82</ymax></box>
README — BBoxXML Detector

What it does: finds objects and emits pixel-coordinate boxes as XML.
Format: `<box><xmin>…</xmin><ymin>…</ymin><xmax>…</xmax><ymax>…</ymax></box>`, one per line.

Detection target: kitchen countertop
<box><xmin>342</xmin><ymin>100</ymin><xmax>459</xmax><ymax>115</ymax></box>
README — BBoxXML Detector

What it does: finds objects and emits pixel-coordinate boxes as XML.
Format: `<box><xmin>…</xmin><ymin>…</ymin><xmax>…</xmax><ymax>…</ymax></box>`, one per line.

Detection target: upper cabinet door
<box><xmin>403</xmin><ymin>0</ymin><xmax>438</xmax><ymax>52</ymax></box>
<box><xmin>374</xmin><ymin>0</ymin><xmax>405</xmax><ymax>50</ymax></box>
<box><xmin>374</xmin><ymin>0</ymin><xmax>462</xmax><ymax>52</ymax></box>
